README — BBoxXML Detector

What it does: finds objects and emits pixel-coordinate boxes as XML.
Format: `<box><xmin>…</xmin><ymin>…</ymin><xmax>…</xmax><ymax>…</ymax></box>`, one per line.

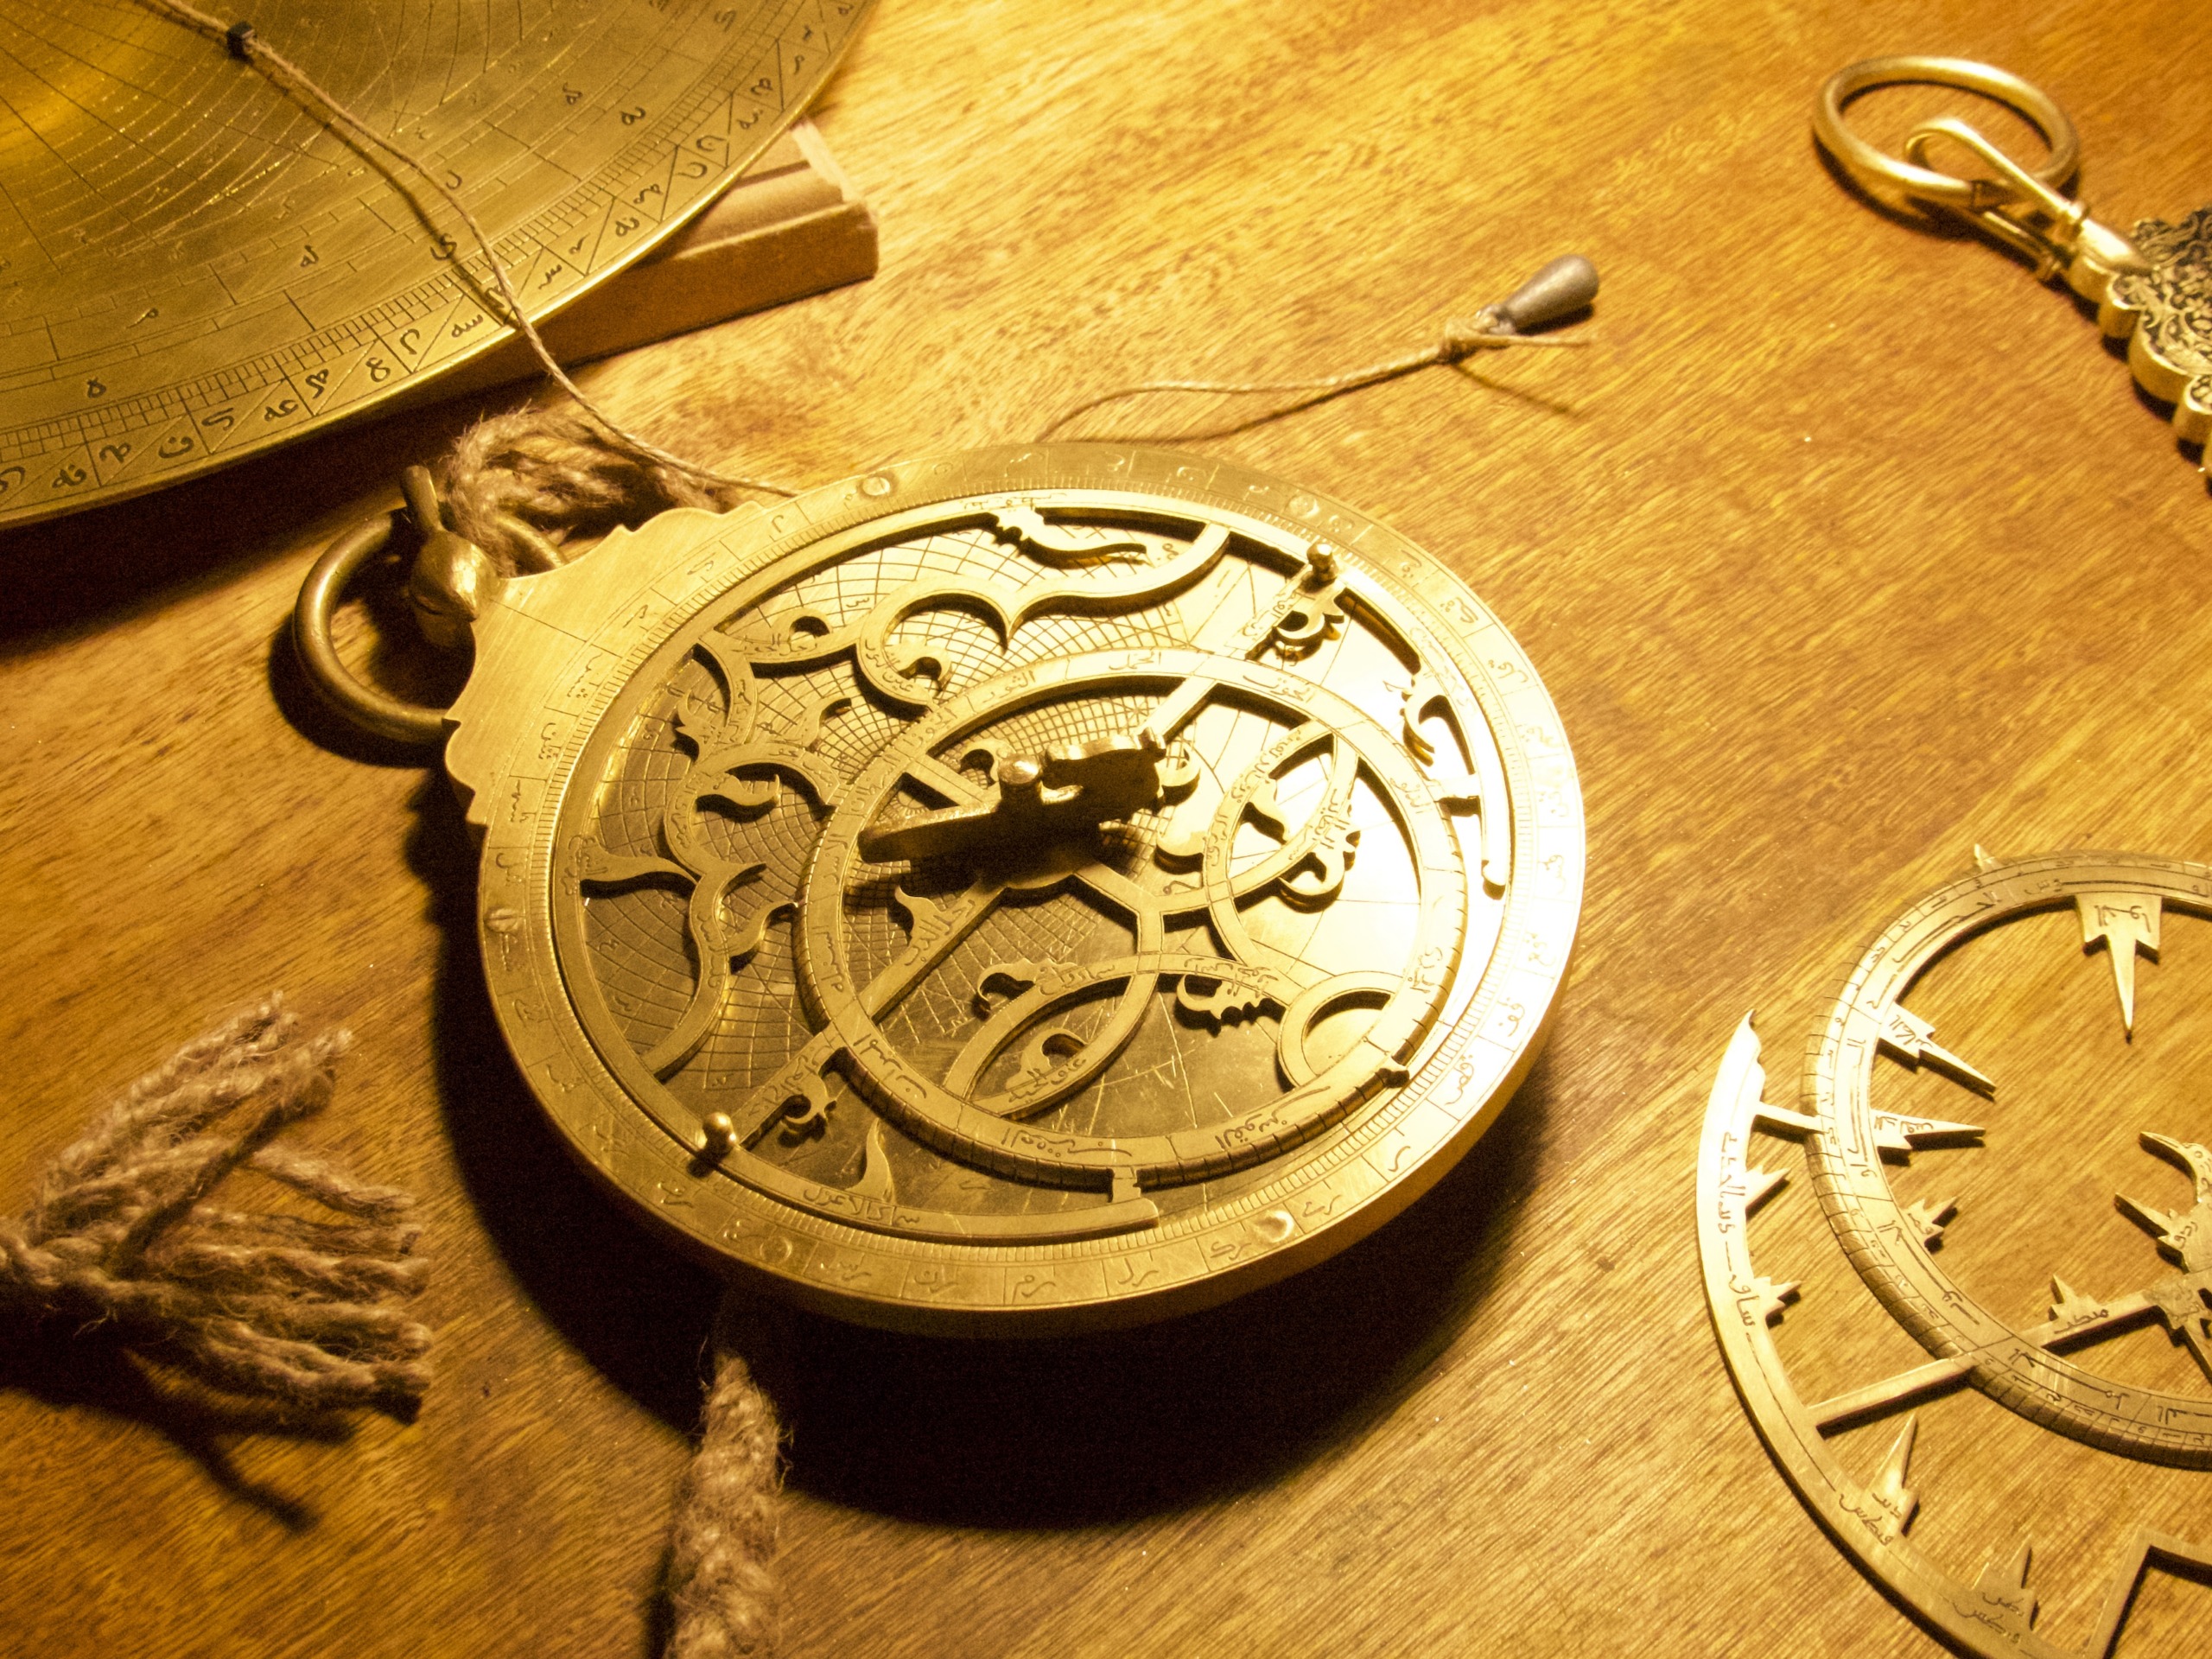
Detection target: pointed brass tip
<box><xmin>1491</xmin><ymin>255</ymin><xmax>1599</xmax><ymax>335</ymax></box>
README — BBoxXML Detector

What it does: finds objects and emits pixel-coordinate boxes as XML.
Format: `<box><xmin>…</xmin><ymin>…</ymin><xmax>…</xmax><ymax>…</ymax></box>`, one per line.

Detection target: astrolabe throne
<box><xmin>441</xmin><ymin>446</ymin><xmax>1581</xmax><ymax>1332</ymax></box>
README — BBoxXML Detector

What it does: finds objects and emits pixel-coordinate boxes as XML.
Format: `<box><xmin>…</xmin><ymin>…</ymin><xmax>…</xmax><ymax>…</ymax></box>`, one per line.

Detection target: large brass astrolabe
<box><xmin>0</xmin><ymin>0</ymin><xmax>871</xmax><ymax>528</ymax></box>
<box><xmin>416</xmin><ymin>445</ymin><xmax>1581</xmax><ymax>1332</ymax></box>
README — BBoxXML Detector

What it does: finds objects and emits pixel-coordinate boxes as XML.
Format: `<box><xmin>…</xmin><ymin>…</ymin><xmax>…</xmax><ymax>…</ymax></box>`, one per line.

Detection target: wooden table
<box><xmin>7</xmin><ymin>3</ymin><xmax>2211</xmax><ymax>1654</ymax></box>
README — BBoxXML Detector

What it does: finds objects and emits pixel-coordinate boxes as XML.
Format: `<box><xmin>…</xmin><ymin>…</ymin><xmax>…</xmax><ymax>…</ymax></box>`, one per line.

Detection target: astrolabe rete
<box><xmin>437</xmin><ymin>444</ymin><xmax>1580</xmax><ymax>1332</ymax></box>
<box><xmin>1699</xmin><ymin>851</ymin><xmax>2212</xmax><ymax>1656</ymax></box>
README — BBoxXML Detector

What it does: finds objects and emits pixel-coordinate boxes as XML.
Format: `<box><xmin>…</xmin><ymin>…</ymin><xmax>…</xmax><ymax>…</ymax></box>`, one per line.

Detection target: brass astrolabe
<box><xmin>1816</xmin><ymin>57</ymin><xmax>2212</xmax><ymax>454</ymax></box>
<box><xmin>301</xmin><ymin>445</ymin><xmax>1584</xmax><ymax>1332</ymax></box>
<box><xmin>0</xmin><ymin>0</ymin><xmax>873</xmax><ymax>529</ymax></box>
<box><xmin>1700</xmin><ymin>850</ymin><xmax>2212</xmax><ymax>1656</ymax></box>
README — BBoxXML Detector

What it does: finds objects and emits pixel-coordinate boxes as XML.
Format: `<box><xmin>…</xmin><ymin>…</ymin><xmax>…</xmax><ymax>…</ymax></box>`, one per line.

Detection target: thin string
<box><xmin>1036</xmin><ymin>315</ymin><xmax>1588</xmax><ymax>441</ymax></box>
<box><xmin>137</xmin><ymin>1</ymin><xmax>796</xmax><ymax>499</ymax></box>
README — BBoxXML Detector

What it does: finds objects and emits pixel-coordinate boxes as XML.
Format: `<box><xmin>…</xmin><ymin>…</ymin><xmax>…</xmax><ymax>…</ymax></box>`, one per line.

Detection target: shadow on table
<box><xmin>396</xmin><ymin>747</ymin><xmax>1552</xmax><ymax>1525</ymax></box>
<box><xmin>756</xmin><ymin>1066</ymin><xmax>1548</xmax><ymax>1529</ymax></box>
<box><xmin>0</xmin><ymin>393</ymin><xmax>493</xmax><ymax>658</ymax></box>
<box><xmin>0</xmin><ymin>1320</ymin><xmax>361</xmax><ymax>1533</ymax></box>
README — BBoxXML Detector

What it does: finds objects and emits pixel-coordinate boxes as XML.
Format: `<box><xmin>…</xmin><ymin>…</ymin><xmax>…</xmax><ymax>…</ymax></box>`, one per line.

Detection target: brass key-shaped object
<box><xmin>297</xmin><ymin>445</ymin><xmax>1584</xmax><ymax>1333</ymax></box>
<box><xmin>1817</xmin><ymin>56</ymin><xmax>2212</xmax><ymax>451</ymax></box>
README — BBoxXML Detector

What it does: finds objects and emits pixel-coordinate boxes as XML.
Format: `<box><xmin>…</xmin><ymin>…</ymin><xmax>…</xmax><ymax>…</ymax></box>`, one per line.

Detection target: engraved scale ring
<box><xmin>452</xmin><ymin>445</ymin><xmax>1582</xmax><ymax>1332</ymax></box>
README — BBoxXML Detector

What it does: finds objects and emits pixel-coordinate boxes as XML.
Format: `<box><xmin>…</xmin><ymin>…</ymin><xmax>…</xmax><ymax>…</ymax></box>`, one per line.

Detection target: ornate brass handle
<box><xmin>1814</xmin><ymin>55</ymin><xmax>2146</xmax><ymax>300</ymax></box>
<box><xmin>293</xmin><ymin>467</ymin><xmax>502</xmax><ymax>747</ymax></box>
<box><xmin>1815</xmin><ymin>55</ymin><xmax>2078</xmax><ymax>213</ymax></box>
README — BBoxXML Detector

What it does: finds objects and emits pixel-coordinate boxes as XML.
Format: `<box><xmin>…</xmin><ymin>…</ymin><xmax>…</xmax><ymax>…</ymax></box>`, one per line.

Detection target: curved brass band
<box><xmin>292</xmin><ymin>512</ymin><xmax>450</xmax><ymax>747</ymax></box>
<box><xmin>1815</xmin><ymin>55</ymin><xmax>2079</xmax><ymax>214</ymax></box>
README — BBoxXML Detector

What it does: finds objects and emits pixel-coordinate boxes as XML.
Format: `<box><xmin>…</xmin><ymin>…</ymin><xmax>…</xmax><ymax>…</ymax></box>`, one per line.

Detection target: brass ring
<box><xmin>292</xmin><ymin>511</ymin><xmax>449</xmax><ymax>746</ymax></box>
<box><xmin>1815</xmin><ymin>55</ymin><xmax>2079</xmax><ymax>213</ymax></box>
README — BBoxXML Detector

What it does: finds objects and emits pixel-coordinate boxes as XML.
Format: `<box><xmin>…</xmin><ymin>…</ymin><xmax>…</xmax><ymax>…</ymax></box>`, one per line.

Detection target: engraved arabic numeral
<box><xmin>262</xmin><ymin>397</ymin><xmax>298</xmax><ymax>422</ymax></box>
<box><xmin>98</xmin><ymin>441</ymin><xmax>130</xmax><ymax>467</ymax></box>
<box><xmin>200</xmin><ymin>405</ymin><xmax>235</xmax><ymax>431</ymax></box>
<box><xmin>429</xmin><ymin>235</ymin><xmax>458</xmax><ymax>263</ymax></box>
<box><xmin>399</xmin><ymin>327</ymin><xmax>422</xmax><ymax>355</ymax></box>
<box><xmin>563</xmin><ymin>85</ymin><xmax>582</xmax><ymax>105</ymax></box>
<box><xmin>304</xmin><ymin>368</ymin><xmax>328</xmax><ymax>397</ymax></box>
<box><xmin>713</xmin><ymin>7</ymin><xmax>737</xmax><ymax>26</ymax></box>
<box><xmin>366</xmin><ymin>355</ymin><xmax>391</xmax><ymax>383</ymax></box>
<box><xmin>299</xmin><ymin>243</ymin><xmax>318</xmax><ymax>267</ymax></box>
<box><xmin>85</xmin><ymin>378</ymin><xmax>105</xmax><ymax>398</ymax></box>
<box><xmin>156</xmin><ymin>434</ymin><xmax>194</xmax><ymax>459</ymax></box>
<box><xmin>0</xmin><ymin>465</ymin><xmax>22</xmax><ymax>498</ymax></box>
<box><xmin>51</xmin><ymin>463</ymin><xmax>86</xmax><ymax>489</ymax></box>
<box><xmin>620</xmin><ymin>105</ymin><xmax>646</xmax><ymax>124</ymax></box>
<box><xmin>538</xmin><ymin>261</ymin><xmax>566</xmax><ymax>289</ymax></box>
<box><xmin>633</xmin><ymin>181</ymin><xmax>663</xmax><ymax>206</ymax></box>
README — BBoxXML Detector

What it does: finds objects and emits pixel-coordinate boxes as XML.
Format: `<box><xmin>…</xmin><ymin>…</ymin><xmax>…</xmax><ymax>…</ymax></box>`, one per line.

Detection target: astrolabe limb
<box><xmin>411</xmin><ymin>443</ymin><xmax>1582</xmax><ymax>1333</ymax></box>
<box><xmin>0</xmin><ymin>0</ymin><xmax>876</xmax><ymax>528</ymax></box>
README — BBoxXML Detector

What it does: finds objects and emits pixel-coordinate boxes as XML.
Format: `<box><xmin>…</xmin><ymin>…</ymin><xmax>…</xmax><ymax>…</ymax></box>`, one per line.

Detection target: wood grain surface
<box><xmin>5</xmin><ymin>2</ymin><xmax>2212</xmax><ymax>1655</ymax></box>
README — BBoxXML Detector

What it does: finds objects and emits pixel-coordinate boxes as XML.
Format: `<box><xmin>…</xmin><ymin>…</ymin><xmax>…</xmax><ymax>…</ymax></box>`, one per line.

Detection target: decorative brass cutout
<box><xmin>448</xmin><ymin>445</ymin><xmax>1583</xmax><ymax>1332</ymax></box>
<box><xmin>1700</xmin><ymin>851</ymin><xmax>2212</xmax><ymax>1656</ymax></box>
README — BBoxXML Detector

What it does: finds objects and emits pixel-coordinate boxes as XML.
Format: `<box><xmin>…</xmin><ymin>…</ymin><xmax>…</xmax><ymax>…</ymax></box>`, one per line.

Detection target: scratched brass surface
<box><xmin>439</xmin><ymin>447</ymin><xmax>1580</xmax><ymax>1332</ymax></box>
<box><xmin>0</xmin><ymin>0</ymin><xmax>873</xmax><ymax>527</ymax></box>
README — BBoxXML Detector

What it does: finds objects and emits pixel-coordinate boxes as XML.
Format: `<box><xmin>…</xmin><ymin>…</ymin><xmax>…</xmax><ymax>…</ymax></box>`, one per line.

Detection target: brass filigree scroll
<box><xmin>1699</xmin><ymin>851</ymin><xmax>2212</xmax><ymax>1656</ymax></box>
<box><xmin>442</xmin><ymin>445</ymin><xmax>1582</xmax><ymax>1332</ymax></box>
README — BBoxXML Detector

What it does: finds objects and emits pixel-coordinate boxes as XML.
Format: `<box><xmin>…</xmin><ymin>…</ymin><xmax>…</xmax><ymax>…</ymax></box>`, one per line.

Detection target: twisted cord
<box><xmin>667</xmin><ymin>1292</ymin><xmax>786</xmax><ymax>1658</ymax></box>
<box><xmin>432</xmin><ymin>409</ymin><xmax>749</xmax><ymax>576</ymax></box>
<box><xmin>136</xmin><ymin>0</ymin><xmax>795</xmax><ymax>500</ymax></box>
<box><xmin>0</xmin><ymin>996</ymin><xmax>431</xmax><ymax>1408</ymax></box>
<box><xmin>1035</xmin><ymin>314</ymin><xmax>1588</xmax><ymax>440</ymax></box>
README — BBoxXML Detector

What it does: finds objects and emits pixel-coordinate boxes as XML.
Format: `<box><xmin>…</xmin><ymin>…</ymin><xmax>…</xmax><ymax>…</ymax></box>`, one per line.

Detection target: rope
<box><xmin>1036</xmin><ymin>319</ymin><xmax>1587</xmax><ymax>441</ymax></box>
<box><xmin>0</xmin><ymin>995</ymin><xmax>430</xmax><ymax>1409</ymax></box>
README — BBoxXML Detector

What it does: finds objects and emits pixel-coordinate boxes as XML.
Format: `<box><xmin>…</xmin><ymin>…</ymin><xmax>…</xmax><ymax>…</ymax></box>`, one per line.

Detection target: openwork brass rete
<box><xmin>381</xmin><ymin>444</ymin><xmax>1586</xmax><ymax>1334</ymax></box>
<box><xmin>1700</xmin><ymin>850</ymin><xmax>2212</xmax><ymax>1657</ymax></box>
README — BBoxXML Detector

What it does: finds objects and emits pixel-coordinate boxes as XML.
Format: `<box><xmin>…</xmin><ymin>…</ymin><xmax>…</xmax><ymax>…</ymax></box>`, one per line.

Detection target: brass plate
<box><xmin>0</xmin><ymin>0</ymin><xmax>874</xmax><ymax>529</ymax></box>
<box><xmin>445</xmin><ymin>444</ymin><xmax>1584</xmax><ymax>1333</ymax></box>
<box><xmin>1700</xmin><ymin>851</ymin><xmax>2212</xmax><ymax>1656</ymax></box>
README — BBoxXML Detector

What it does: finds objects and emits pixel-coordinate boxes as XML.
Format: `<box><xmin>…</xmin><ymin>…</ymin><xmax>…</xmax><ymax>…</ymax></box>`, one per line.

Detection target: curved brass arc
<box><xmin>292</xmin><ymin>512</ymin><xmax>451</xmax><ymax>747</ymax></box>
<box><xmin>1814</xmin><ymin>55</ymin><xmax>2078</xmax><ymax>214</ymax></box>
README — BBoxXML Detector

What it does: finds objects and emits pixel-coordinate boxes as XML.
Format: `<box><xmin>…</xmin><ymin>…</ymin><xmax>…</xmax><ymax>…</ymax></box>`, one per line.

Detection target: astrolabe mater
<box><xmin>435</xmin><ymin>445</ymin><xmax>1580</xmax><ymax>1332</ymax></box>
